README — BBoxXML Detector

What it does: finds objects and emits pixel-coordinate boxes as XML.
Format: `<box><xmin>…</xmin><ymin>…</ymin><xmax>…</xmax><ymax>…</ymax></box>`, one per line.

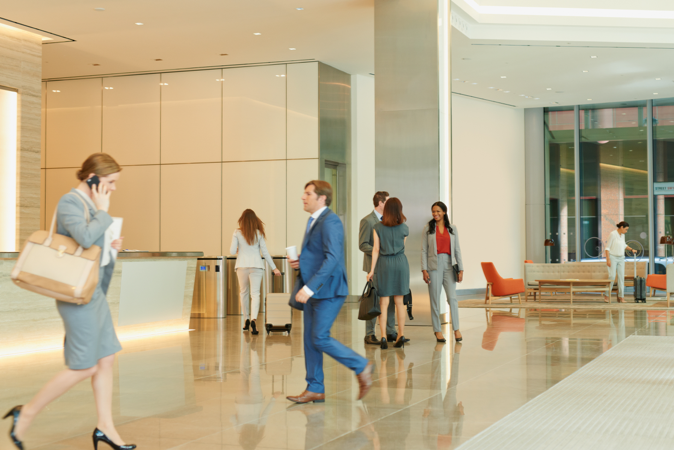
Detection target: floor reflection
<box><xmin>4</xmin><ymin>305</ymin><xmax>674</xmax><ymax>449</ymax></box>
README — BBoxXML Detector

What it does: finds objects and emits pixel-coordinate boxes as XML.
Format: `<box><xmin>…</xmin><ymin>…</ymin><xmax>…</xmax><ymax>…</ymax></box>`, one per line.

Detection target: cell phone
<box><xmin>86</xmin><ymin>175</ymin><xmax>101</xmax><ymax>190</ymax></box>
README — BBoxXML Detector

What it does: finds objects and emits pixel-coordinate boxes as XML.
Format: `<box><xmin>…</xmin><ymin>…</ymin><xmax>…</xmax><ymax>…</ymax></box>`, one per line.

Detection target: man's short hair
<box><xmin>617</xmin><ymin>221</ymin><xmax>630</xmax><ymax>229</ymax></box>
<box><xmin>305</xmin><ymin>180</ymin><xmax>333</xmax><ymax>207</ymax></box>
<box><xmin>373</xmin><ymin>191</ymin><xmax>389</xmax><ymax>208</ymax></box>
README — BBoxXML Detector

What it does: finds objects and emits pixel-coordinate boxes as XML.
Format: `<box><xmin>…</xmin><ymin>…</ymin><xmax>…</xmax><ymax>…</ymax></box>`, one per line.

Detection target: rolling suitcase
<box><xmin>633</xmin><ymin>254</ymin><xmax>646</xmax><ymax>303</ymax></box>
<box><xmin>265</xmin><ymin>293</ymin><xmax>293</xmax><ymax>335</ymax></box>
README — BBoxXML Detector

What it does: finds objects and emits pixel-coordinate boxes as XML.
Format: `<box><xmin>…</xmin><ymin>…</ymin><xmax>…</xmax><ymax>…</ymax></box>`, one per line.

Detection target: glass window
<box><xmin>579</xmin><ymin>102</ymin><xmax>649</xmax><ymax>261</ymax></box>
<box><xmin>653</xmin><ymin>99</ymin><xmax>674</xmax><ymax>271</ymax></box>
<box><xmin>545</xmin><ymin>108</ymin><xmax>576</xmax><ymax>262</ymax></box>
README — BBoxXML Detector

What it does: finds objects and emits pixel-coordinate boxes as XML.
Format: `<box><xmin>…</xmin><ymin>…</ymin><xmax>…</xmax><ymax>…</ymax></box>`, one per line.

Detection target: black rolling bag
<box><xmin>633</xmin><ymin>254</ymin><xmax>646</xmax><ymax>303</ymax></box>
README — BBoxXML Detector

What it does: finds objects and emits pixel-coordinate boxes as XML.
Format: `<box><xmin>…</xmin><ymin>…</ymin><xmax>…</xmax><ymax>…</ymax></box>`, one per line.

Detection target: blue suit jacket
<box><xmin>293</xmin><ymin>208</ymin><xmax>349</xmax><ymax>301</ymax></box>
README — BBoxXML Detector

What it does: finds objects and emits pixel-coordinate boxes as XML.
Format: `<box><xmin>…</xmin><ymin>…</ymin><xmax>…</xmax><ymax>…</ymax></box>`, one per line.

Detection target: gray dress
<box><xmin>373</xmin><ymin>223</ymin><xmax>411</xmax><ymax>297</ymax></box>
<box><xmin>55</xmin><ymin>189</ymin><xmax>122</xmax><ymax>370</ymax></box>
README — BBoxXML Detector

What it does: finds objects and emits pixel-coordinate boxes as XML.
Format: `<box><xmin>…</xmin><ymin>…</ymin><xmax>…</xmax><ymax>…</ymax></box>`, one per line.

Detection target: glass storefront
<box><xmin>545</xmin><ymin>100</ymin><xmax>656</xmax><ymax>270</ymax></box>
<box><xmin>545</xmin><ymin>108</ymin><xmax>576</xmax><ymax>262</ymax></box>
<box><xmin>579</xmin><ymin>102</ymin><xmax>649</xmax><ymax>261</ymax></box>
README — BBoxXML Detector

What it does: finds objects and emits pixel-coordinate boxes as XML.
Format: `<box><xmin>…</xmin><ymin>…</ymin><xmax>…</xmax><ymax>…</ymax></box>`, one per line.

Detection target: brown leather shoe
<box><xmin>286</xmin><ymin>390</ymin><xmax>325</xmax><ymax>404</ymax></box>
<box><xmin>356</xmin><ymin>362</ymin><xmax>373</xmax><ymax>400</ymax></box>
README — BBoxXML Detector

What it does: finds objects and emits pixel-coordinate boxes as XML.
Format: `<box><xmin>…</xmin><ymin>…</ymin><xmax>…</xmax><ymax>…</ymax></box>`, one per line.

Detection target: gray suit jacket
<box><xmin>359</xmin><ymin>211</ymin><xmax>379</xmax><ymax>272</ymax></box>
<box><xmin>421</xmin><ymin>223</ymin><xmax>464</xmax><ymax>272</ymax></box>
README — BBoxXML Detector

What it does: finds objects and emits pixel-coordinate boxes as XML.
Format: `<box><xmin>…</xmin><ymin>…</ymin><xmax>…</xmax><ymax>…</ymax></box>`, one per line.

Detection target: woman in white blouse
<box><xmin>231</xmin><ymin>209</ymin><xmax>280</xmax><ymax>334</ymax></box>
<box><xmin>604</xmin><ymin>221</ymin><xmax>637</xmax><ymax>303</ymax></box>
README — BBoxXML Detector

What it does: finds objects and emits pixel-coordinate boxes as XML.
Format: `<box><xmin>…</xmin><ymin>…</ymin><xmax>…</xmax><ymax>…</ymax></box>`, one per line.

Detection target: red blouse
<box><xmin>436</xmin><ymin>227</ymin><xmax>451</xmax><ymax>255</ymax></box>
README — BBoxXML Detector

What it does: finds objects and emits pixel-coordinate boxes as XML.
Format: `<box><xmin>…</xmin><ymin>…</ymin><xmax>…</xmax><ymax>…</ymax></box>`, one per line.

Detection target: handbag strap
<box><xmin>44</xmin><ymin>192</ymin><xmax>91</xmax><ymax>254</ymax></box>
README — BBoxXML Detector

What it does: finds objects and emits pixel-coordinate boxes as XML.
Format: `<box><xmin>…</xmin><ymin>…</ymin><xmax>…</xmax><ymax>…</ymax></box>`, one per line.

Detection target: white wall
<box><xmin>350</xmin><ymin>75</ymin><xmax>375</xmax><ymax>295</ymax></box>
<box><xmin>451</xmin><ymin>94</ymin><xmax>526</xmax><ymax>291</ymax></box>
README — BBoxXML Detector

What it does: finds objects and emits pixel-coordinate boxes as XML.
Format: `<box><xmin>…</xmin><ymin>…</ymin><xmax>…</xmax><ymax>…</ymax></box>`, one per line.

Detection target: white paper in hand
<box><xmin>110</xmin><ymin>218</ymin><xmax>123</xmax><ymax>260</ymax></box>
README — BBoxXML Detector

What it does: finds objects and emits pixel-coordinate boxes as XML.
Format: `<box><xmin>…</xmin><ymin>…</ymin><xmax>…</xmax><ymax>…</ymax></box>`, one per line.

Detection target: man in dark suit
<box><xmin>288</xmin><ymin>180</ymin><xmax>373</xmax><ymax>404</ymax></box>
<box><xmin>359</xmin><ymin>191</ymin><xmax>396</xmax><ymax>345</ymax></box>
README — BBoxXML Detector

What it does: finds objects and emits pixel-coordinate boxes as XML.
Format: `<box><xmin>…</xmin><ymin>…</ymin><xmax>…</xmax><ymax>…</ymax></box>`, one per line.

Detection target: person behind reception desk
<box><xmin>4</xmin><ymin>153</ymin><xmax>136</xmax><ymax>450</ymax></box>
<box><xmin>230</xmin><ymin>209</ymin><xmax>281</xmax><ymax>335</ymax></box>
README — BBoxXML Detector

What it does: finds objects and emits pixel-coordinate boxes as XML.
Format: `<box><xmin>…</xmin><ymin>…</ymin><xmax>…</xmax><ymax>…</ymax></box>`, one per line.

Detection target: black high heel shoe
<box><xmin>380</xmin><ymin>337</ymin><xmax>388</xmax><ymax>350</ymax></box>
<box><xmin>454</xmin><ymin>332</ymin><xmax>463</xmax><ymax>342</ymax></box>
<box><xmin>3</xmin><ymin>406</ymin><xmax>23</xmax><ymax>450</ymax></box>
<box><xmin>435</xmin><ymin>333</ymin><xmax>446</xmax><ymax>343</ymax></box>
<box><xmin>251</xmin><ymin>320</ymin><xmax>259</xmax><ymax>335</ymax></box>
<box><xmin>93</xmin><ymin>428</ymin><xmax>136</xmax><ymax>450</ymax></box>
<box><xmin>243</xmin><ymin>319</ymin><xmax>250</xmax><ymax>331</ymax></box>
<box><xmin>394</xmin><ymin>336</ymin><xmax>405</xmax><ymax>348</ymax></box>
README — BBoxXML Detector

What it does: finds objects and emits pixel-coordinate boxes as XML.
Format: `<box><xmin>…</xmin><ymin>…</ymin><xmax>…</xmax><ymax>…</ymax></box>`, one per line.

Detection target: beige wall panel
<box><xmin>40</xmin><ymin>169</ymin><xmax>45</xmax><ymax>230</ymax></box>
<box><xmin>286</xmin><ymin>159</ymin><xmax>318</xmax><ymax>250</ymax></box>
<box><xmin>44</xmin><ymin>168</ymin><xmax>79</xmax><ymax>226</ymax></box>
<box><xmin>287</xmin><ymin>63</ymin><xmax>319</xmax><ymax>159</ymax></box>
<box><xmin>161</xmin><ymin>163</ymin><xmax>221</xmax><ymax>256</ymax></box>
<box><xmin>161</xmin><ymin>70</ymin><xmax>221</xmax><ymax>164</ymax></box>
<box><xmin>222</xmin><ymin>161</ymin><xmax>286</xmax><ymax>255</ymax></box>
<box><xmin>222</xmin><ymin>65</ymin><xmax>286</xmax><ymax>162</ymax></box>
<box><xmin>108</xmin><ymin>165</ymin><xmax>160</xmax><ymax>251</ymax></box>
<box><xmin>45</xmin><ymin>79</ymin><xmax>101</xmax><ymax>168</ymax></box>
<box><xmin>103</xmin><ymin>74</ymin><xmax>160</xmax><ymax>165</ymax></box>
<box><xmin>41</xmin><ymin>82</ymin><xmax>46</xmax><ymax>168</ymax></box>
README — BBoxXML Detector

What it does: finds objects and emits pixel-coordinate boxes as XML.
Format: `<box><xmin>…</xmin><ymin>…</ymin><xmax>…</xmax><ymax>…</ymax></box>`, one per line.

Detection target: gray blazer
<box><xmin>57</xmin><ymin>189</ymin><xmax>115</xmax><ymax>295</ymax></box>
<box><xmin>230</xmin><ymin>230</ymin><xmax>275</xmax><ymax>270</ymax></box>
<box><xmin>358</xmin><ymin>211</ymin><xmax>379</xmax><ymax>272</ymax></box>
<box><xmin>421</xmin><ymin>223</ymin><xmax>464</xmax><ymax>272</ymax></box>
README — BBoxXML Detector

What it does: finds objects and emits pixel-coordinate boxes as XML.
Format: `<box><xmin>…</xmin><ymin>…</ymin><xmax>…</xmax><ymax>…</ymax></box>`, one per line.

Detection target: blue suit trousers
<box><xmin>303</xmin><ymin>296</ymin><xmax>369</xmax><ymax>394</ymax></box>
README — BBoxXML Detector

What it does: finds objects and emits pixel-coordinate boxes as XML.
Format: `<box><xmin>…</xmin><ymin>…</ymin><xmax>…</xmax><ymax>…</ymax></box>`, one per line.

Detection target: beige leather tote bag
<box><xmin>11</xmin><ymin>193</ymin><xmax>101</xmax><ymax>305</ymax></box>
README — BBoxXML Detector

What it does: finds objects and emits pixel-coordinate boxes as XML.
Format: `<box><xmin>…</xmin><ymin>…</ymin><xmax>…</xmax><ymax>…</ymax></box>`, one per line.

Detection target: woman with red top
<box><xmin>421</xmin><ymin>202</ymin><xmax>464</xmax><ymax>343</ymax></box>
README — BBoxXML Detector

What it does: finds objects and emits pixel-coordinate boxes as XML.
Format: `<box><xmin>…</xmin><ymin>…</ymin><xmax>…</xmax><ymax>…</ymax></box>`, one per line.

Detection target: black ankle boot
<box><xmin>243</xmin><ymin>319</ymin><xmax>250</xmax><ymax>331</ymax></box>
<box><xmin>92</xmin><ymin>428</ymin><xmax>136</xmax><ymax>450</ymax></box>
<box><xmin>251</xmin><ymin>320</ymin><xmax>259</xmax><ymax>335</ymax></box>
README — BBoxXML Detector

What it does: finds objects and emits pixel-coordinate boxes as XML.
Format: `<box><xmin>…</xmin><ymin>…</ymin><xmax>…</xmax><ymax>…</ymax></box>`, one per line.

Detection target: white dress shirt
<box><xmin>374</xmin><ymin>210</ymin><xmax>383</xmax><ymax>221</ymax></box>
<box><xmin>302</xmin><ymin>206</ymin><xmax>329</xmax><ymax>297</ymax></box>
<box><xmin>606</xmin><ymin>230</ymin><xmax>627</xmax><ymax>257</ymax></box>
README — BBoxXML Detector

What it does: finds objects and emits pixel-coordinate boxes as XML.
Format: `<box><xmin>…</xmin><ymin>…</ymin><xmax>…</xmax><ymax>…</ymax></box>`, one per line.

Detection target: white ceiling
<box><xmin>4</xmin><ymin>0</ymin><xmax>674</xmax><ymax>108</ymax></box>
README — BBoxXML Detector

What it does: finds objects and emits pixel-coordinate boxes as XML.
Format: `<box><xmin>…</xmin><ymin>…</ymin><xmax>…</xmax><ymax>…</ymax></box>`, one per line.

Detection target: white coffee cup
<box><xmin>286</xmin><ymin>246</ymin><xmax>298</xmax><ymax>261</ymax></box>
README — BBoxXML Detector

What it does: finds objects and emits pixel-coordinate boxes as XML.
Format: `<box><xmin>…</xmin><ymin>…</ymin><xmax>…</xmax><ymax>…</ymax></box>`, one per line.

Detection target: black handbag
<box><xmin>403</xmin><ymin>291</ymin><xmax>414</xmax><ymax>320</ymax></box>
<box><xmin>358</xmin><ymin>282</ymin><xmax>381</xmax><ymax>321</ymax></box>
<box><xmin>453</xmin><ymin>264</ymin><xmax>461</xmax><ymax>282</ymax></box>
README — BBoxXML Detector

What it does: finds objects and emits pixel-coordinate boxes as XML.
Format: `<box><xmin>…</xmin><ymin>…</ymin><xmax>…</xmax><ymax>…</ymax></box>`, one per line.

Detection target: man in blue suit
<box><xmin>287</xmin><ymin>180</ymin><xmax>373</xmax><ymax>404</ymax></box>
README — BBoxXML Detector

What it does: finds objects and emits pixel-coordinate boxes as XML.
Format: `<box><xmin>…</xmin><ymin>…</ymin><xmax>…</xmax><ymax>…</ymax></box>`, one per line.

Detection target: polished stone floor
<box><xmin>1</xmin><ymin>305</ymin><xmax>673</xmax><ymax>449</ymax></box>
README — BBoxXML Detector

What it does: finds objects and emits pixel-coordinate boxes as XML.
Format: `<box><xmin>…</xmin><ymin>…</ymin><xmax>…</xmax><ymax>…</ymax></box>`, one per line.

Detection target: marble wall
<box><xmin>0</xmin><ymin>24</ymin><xmax>42</xmax><ymax>250</ymax></box>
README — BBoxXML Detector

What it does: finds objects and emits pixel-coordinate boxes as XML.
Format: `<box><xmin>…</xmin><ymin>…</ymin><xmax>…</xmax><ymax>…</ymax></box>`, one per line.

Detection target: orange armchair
<box><xmin>646</xmin><ymin>274</ymin><xmax>666</xmax><ymax>297</ymax></box>
<box><xmin>481</xmin><ymin>262</ymin><xmax>526</xmax><ymax>305</ymax></box>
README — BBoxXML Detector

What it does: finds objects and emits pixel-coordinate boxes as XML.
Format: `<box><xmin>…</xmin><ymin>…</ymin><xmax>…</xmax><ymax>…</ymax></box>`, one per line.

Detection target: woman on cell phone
<box><xmin>231</xmin><ymin>209</ymin><xmax>281</xmax><ymax>335</ymax></box>
<box><xmin>4</xmin><ymin>153</ymin><xmax>136</xmax><ymax>450</ymax></box>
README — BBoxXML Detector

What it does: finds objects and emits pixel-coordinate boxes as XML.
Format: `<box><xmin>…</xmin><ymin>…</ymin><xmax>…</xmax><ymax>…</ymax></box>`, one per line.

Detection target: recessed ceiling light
<box><xmin>654</xmin><ymin>93</ymin><xmax>659</xmax><ymax>95</ymax></box>
<box><xmin>488</xmin><ymin>87</ymin><xmax>494</xmax><ymax>89</ymax></box>
<box><xmin>534</xmin><ymin>97</ymin><xmax>540</xmax><ymax>99</ymax></box>
<box><xmin>587</xmin><ymin>98</ymin><xmax>592</xmax><ymax>100</ymax></box>
<box><xmin>135</xmin><ymin>23</ymin><xmax>143</xmax><ymax>25</ymax></box>
<box><xmin>656</xmin><ymin>78</ymin><xmax>661</xmax><ymax>80</ymax></box>
<box><xmin>504</xmin><ymin>91</ymin><xmax>510</xmax><ymax>93</ymax></box>
<box><xmin>253</xmin><ymin>32</ymin><xmax>262</xmax><ymax>35</ymax></box>
<box><xmin>289</xmin><ymin>48</ymin><xmax>296</xmax><ymax>50</ymax></box>
<box><xmin>453</xmin><ymin>78</ymin><xmax>460</xmax><ymax>81</ymax></box>
<box><xmin>216</xmin><ymin>78</ymin><xmax>224</xmax><ymax>82</ymax></box>
<box><xmin>51</xmin><ymin>90</ymin><xmax>60</xmax><ymax>93</ymax></box>
<box><xmin>501</xmin><ymin>76</ymin><xmax>507</xmax><ymax>78</ymax></box>
<box><xmin>296</xmin><ymin>7</ymin><xmax>304</xmax><ymax>10</ymax></box>
<box><xmin>159</xmin><ymin>82</ymin><xmax>168</xmax><ymax>86</ymax></box>
<box><xmin>583</xmin><ymin>70</ymin><xmax>589</xmax><ymax>73</ymax></box>
<box><xmin>472</xmin><ymin>82</ymin><xmax>477</xmax><ymax>85</ymax></box>
<box><xmin>591</xmin><ymin>56</ymin><xmax>597</xmax><ymax>58</ymax></box>
<box><xmin>104</xmin><ymin>87</ymin><xmax>113</xmax><ymax>90</ymax></box>
<box><xmin>94</xmin><ymin>7</ymin><xmax>105</xmax><ymax>11</ymax></box>
<box><xmin>546</xmin><ymin>88</ymin><xmax>552</xmax><ymax>90</ymax></box>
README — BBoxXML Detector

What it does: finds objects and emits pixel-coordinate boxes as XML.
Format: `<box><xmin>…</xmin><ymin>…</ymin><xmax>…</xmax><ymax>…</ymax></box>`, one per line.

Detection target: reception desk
<box><xmin>0</xmin><ymin>252</ymin><xmax>202</xmax><ymax>357</ymax></box>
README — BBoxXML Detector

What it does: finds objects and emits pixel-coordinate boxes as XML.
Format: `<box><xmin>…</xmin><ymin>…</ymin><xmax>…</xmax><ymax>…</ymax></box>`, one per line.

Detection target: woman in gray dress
<box><xmin>366</xmin><ymin>198</ymin><xmax>410</xmax><ymax>349</ymax></box>
<box><xmin>5</xmin><ymin>154</ymin><xmax>136</xmax><ymax>450</ymax></box>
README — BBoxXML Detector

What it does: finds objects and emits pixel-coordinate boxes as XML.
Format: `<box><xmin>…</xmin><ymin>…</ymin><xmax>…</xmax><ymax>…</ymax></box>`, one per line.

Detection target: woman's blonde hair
<box><xmin>238</xmin><ymin>209</ymin><xmax>266</xmax><ymax>246</ymax></box>
<box><xmin>76</xmin><ymin>153</ymin><xmax>122</xmax><ymax>181</ymax></box>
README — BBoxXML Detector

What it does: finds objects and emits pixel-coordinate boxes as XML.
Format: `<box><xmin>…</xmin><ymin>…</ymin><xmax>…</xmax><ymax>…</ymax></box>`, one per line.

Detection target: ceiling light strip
<box><xmin>463</xmin><ymin>0</ymin><xmax>674</xmax><ymax>19</ymax></box>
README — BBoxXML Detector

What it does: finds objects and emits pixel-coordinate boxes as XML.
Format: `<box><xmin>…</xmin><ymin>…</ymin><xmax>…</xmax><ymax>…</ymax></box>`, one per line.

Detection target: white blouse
<box><xmin>606</xmin><ymin>230</ymin><xmax>627</xmax><ymax>257</ymax></box>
